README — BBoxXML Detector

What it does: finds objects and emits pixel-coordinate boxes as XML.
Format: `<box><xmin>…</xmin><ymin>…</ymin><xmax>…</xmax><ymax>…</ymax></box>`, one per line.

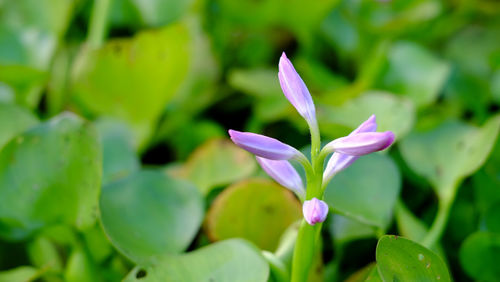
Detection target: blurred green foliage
<box><xmin>0</xmin><ymin>0</ymin><xmax>499</xmax><ymax>281</ymax></box>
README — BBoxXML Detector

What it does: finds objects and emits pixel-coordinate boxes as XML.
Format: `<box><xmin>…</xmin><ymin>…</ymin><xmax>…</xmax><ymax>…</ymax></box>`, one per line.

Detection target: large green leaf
<box><xmin>205</xmin><ymin>179</ymin><xmax>301</xmax><ymax>251</ymax></box>
<box><xmin>459</xmin><ymin>232</ymin><xmax>500</xmax><ymax>281</ymax></box>
<box><xmin>71</xmin><ymin>23</ymin><xmax>190</xmax><ymax>145</ymax></box>
<box><xmin>0</xmin><ymin>113</ymin><xmax>101</xmax><ymax>240</ymax></box>
<box><xmin>376</xmin><ymin>235</ymin><xmax>451</xmax><ymax>281</ymax></box>
<box><xmin>100</xmin><ymin>170</ymin><xmax>204</xmax><ymax>264</ymax></box>
<box><xmin>399</xmin><ymin>115</ymin><xmax>500</xmax><ymax>200</ymax></box>
<box><xmin>180</xmin><ymin>139</ymin><xmax>256</xmax><ymax>194</ymax></box>
<box><xmin>381</xmin><ymin>41</ymin><xmax>450</xmax><ymax>107</ymax></box>
<box><xmin>324</xmin><ymin>153</ymin><xmax>401</xmax><ymax>229</ymax></box>
<box><xmin>319</xmin><ymin>91</ymin><xmax>415</xmax><ymax>139</ymax></box>
<box><xmin>123</xmin><ymin>239</ymin><xmax>269</xmax><ymax>282</ymax></box>
<box><xmin>0</xmin><ymin>103</ymin><xmax>38</xmax><ymax>149</ymax></box>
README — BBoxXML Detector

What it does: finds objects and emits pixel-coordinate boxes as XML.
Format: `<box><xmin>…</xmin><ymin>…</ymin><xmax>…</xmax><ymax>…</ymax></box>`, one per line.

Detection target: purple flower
<box><xmin>256</xmin><ymin>157</ymin><xmax>305</xmax><ymax>199</ymax></box>
<box><xmin>324</xmin><ymin>131</ymin><xmax>395</xmax><ymax>156</ymax></box>
<box><xmin>228</xmin><ymin>129</ymin><xmax>301</xmax><ymax>160</ymax></box>
<box><xmin>323</xmin><ymin>115</ymin><xmax>378</xmax><ymax>183</ymax></box>
<box><xmin>303</xmin><ymin>198</ymin><xmax>329</xmax><ymax>225</ymax></box>
<box><xmin>279</xmin><ymin>52</ymin><xmax>316</xmax><ymax>126</ymax></box>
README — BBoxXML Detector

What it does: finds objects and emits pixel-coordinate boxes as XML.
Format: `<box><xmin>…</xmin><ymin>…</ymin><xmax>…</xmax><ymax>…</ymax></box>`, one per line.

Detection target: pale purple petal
<box><xmin>324</xmin><ymin>131</ymin><xmax>395</xmax><ymax>156</ymax></box>
<box><xmin>303</xmin><ymin>198</ymin><xmax>329</xmax><ymax>225</ymax></box>
<box><xmin>278</xmin><ymin>52</ymin><xmax>316</xmax><ymax>126</ymax></box>
<box><xmin>323</xmin><ymin>115</ymin><xmax>378</xmax><ymax>182</ymax></box>
<box><xmin>350</xmin><ymin>114</ymin><xmax>377</xmax><ymax>135</ymax></box>
<box><xmin>228</xmin><ymin>129</ymin><xmax>299</xmax><ymax>160</ymax></box>
<box><xmin>256</xmin><ymin>157</ymin><xmax>305</xmax><ymax>199</ymax></box>
<box><xmin>323</xmin><ymin>153</ymin><xmax>359</xmax><ymax>183</ymax></box>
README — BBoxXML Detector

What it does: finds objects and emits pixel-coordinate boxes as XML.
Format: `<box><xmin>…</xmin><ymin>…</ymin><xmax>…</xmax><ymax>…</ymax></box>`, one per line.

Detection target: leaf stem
<box><xmin>421</xmin><ymin>195</ymin><xmax>453</xmax><ymax>248</ymax></box>
<box><xmin>87</xmin><ymin>0</ymin><xmax>111</xmax><ymax>48</ymax></box>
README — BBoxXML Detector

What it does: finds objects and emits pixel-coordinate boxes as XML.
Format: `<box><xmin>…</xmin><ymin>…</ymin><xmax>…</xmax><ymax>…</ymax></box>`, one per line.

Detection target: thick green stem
<box><xmin>291</xmin><ymin>120</ymin><xmax>324</xmax><ymax>281</ymax></box>
<box><xmin>87</xmin><ymin>0</ymin><xmax>111</xmax><ymax>48</ymax></box>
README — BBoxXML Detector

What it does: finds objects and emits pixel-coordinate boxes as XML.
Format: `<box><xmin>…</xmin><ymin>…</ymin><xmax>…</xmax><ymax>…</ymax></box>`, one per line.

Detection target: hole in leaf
<box><xmin>136</xmin><ymin>269</ymin><xmax>147</xmax><ymax>279</ymax></box>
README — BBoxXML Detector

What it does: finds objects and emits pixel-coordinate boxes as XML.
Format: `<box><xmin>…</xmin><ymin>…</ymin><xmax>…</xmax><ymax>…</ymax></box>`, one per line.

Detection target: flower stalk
<box><xmin>228</xmin><ymin>52</ymin><xmax>395</xmax><ymax>280</ymax></box>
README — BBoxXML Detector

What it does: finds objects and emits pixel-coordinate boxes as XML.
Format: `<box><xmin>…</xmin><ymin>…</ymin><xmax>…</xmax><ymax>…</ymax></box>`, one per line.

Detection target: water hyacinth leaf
<box><xmin>324</xmin><ymin>153</ymin><xmax>401</xmax><ymax>229</ymax></box>
<box><xmin>129</xmin><ymin>0</ymin><xmax>195</xmax><ymax>27</ymax></box>
<box><xmin>399</xmin><ymin>115</ymin><xmax>500</xmax><ymax>200</ymax></box>
<box><xmin>180</xmin><ymin>139</ymin><xmax>256</xmax><ymax>194</ymax></box>
<box><xmin>484</xmin><ymin>203</ymin><xmax>500</xmax><ymax>234</ymax></box>
<box><xmin>376</xmin><ymin>235</ymin><xmax>451</xmax><ymax>282</ymax></box>
<box><xmin>381</xmin><ymin>41</ymin><xmax>450</xmax><ymax>107</ymax></box>
<box><xmin>0</xmin><ymin>113</ymin><xmax>101</xmax><ymax>240</ymax></box>
<box><xmin>318</xmin><ymin>91</ymin><xmax>415</xmax><ymax>140</ymax></box>
<box><xmin>459</xmin><ymin>232</ymin><xmax>500</xmax><ymax>281</ymax></box>
<box><xmin>329</xmin><ymin>214</ymin><xmax>376</xmax><ymax>245</ymax></box>
<box><xmin>0</xmin><ymin>103</ymin><xmax>38</xmax><ymax>149</ymax></box>
<box><xmin>71</xmin><ymin>23</ymin><xmax>190</xmax><ymax>145</ymax></box>
<box><xmin>0</xmin><ymin>266</ymin><xmax>41</xmax><ymax>282</ymax></box>
<box><xmin>64</xmin><ymin>246</ymin><xmax>98</xmax><ymax>282</ymax></box>
<box><xmin>100</xmin><ymin>170</ymin><xmax>204</xmax><ymax>264</ymax></box>
<box><xmin>206</xmin><ymin>179</ymin><xmax>301</xmax><ymax>251</ymax></box>
<box><xmin>95</xmin><ymin>119</ymin><xmax>140</xmax><ymax>185</ymax></box>
<box><xmin>27</xmin><ymin>236</ymin><xmax>63</xmax><ymax>273</ymax></box>
<box><xmin>124</xmin><ymin>239</ymin><xmax>269</xmax><ymax>282</ymax></box>
<box><xmin>228</xmin><ymin>68</ymin><xmax>289</xmax><ymax>122</ymax></box>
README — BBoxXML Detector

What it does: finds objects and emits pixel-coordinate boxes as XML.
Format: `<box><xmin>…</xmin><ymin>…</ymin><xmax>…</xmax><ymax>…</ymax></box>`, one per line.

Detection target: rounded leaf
<box><xmin>100</xmin><ymin>170</ymin><xmax>204</xmax><ymax>263</ymax></box>
<box><xmin>0</xmin><ymin>113</ymin><xmax>101</xmax><ymax>240</ymax></box>
<box><xmin>376</xmin><ymin>235</ymin><xmax>451</xmax><ymax>281</ymax></box>
<box><xmin>206</xmin><ymin>179</ymin><xmax>301</xmax><ymax>251</ymax></box>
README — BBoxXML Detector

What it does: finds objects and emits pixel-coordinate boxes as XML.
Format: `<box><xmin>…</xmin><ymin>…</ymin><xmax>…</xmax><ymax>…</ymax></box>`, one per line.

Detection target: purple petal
<box><xmin>323</xmin><ymin>153</ymin><xmax>359</xmax><ymax>183</ymax></box>
<box><xmin>228</xmin><ymin>129</ymin><xmax>299</xmax><ymax>160</ymax></box>
<box><xmin>278</xmin><ymin>52</ymin><xmax>316</xmax><ymax>126</ymax></box>
<box><xmin>350</xmin><ymin>114</ymin><xmax>377</xmax><ymax>135</ymax></box>
<box><xmin>303</xmin><ymin>198</ymin><xmax>329</xmax><ymax>225</ymax></box>
<box><xmin>323</xmin><ymin>115</ymin><xmax>378</xmax><ymax>182</ymax></box>
<box><xmin>325</xmin><ymin>131</ymin><xmax>395</xmax><ymax>156</ymax></box>
<box><xmin>256</xmin><ymin>157</ymin><xmax>305</xmax><ymax>198</ymax></box>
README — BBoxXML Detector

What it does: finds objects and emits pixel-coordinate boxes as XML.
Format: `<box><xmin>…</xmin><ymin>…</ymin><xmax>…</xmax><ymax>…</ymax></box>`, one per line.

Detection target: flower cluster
<box><xmin>229</xmin><ymin>53</ymin><xmax>394</xmax><ymax>225</ymax></box>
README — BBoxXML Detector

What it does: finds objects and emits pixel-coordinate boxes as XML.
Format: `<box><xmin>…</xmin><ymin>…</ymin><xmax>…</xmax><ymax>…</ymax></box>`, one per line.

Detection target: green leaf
<box><xmin>100</xmin><ymin>170</ymin><xmax>204</xmax><ymax>264</ymax></box>
<box><xmin>130</xmin><ymin>0</ymin><xmax>195</xmax><ymax>27</ymax></box>
<box><xmin>329</xmin><ymin>214</ymin><xmax>376</xmax><ymax>245</ymax></box>
<box><xmin>27</xmin><ymin>236</ymin><xmax>63</xmax><ymax>272</ymax></box>
<box><xmin>180</xmin><ymin>139</ymin><xmax>256</xmax><ymax>194</ymax></box>
<box><xmin>0</xmin><ymin>113</ymin><xmax>102</xmax><ymax>240</ymax></box>
<box><xmin>64</xmin><ymin>246</ymin><xmax>97</xmax><ymax>282</ymax></box>
<box><xmin>484</xmin><ymin>202</ymin><xmax>500</xmax><ymax>234</ymax></box>
<box><xmin>205</xmin><ymin>179</ymin><xmax>301</xmax><ymax>251</ymax></box>
<box><xmin>0</xmin><ymin>103</ymin><xmax>38</xmax><ymax>149</ymax></box>
<box><xmin>399</xmin><ymin>115</ymin><xmax>500</xmax><ymax>200</ymax></box>
<box><xmin>381</xmin><ymin>41</ymin><xmax>450</xmax><ymax>107</ymax></box>
<box><xmin>376</xmin><ymin>235</ymin><xmax>451</xmax><ymax>281</ymax></box>
<box><xmin>318</xmin><ymin>91</ymin><xmax>415</xmax><ymax>140</ymax></box>
<box><xmin>459</xmin><ymin>232</ymin><xmax>500</xmax><ymax>281</ymax></box>
<box><xmin>324</xmin><ymin>153</ymin><xmax>401</xmax><ymax>229</ymax></box>
<box><xmin>124</xmin><ymin>239</ymin><xmax>269</xmax><ymax>282</ymax></box>
<box><xmin>71</xmin><ymin>23</ymin><xmax>190</xmax><ymax>145</ymax></box>
<box><xmin>95</xmin><ymin>119</ymin><xmax>140</xmax><ymax>185</ymax></box>
<box><xmin>0</xmin><ymin>266</ymin><xmax>41</xmax><ymax>282</ymax></box>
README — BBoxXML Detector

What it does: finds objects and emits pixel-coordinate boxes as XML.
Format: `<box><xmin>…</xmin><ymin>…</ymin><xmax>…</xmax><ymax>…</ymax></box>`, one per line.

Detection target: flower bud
<box><xmin>303</xmin><ymin>198</ymin><xmax>329</xmax><ymax>225</ymax></box>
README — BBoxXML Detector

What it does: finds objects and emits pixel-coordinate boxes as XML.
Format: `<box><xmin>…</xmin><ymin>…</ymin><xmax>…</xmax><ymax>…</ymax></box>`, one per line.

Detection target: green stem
<box><xmin>421</xmin><ymin>195</ymin><xmax>453</xmax><ymax>248</ymax></box>
<box><xmin>87</xmin><ymin>0</ymin><xmax>111</xmax><ymax>48</ymax></box>
<box><xmin>291</xmin><ymin>120</ymin><xmax>324</xmax><ymax>281</ymax></box>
